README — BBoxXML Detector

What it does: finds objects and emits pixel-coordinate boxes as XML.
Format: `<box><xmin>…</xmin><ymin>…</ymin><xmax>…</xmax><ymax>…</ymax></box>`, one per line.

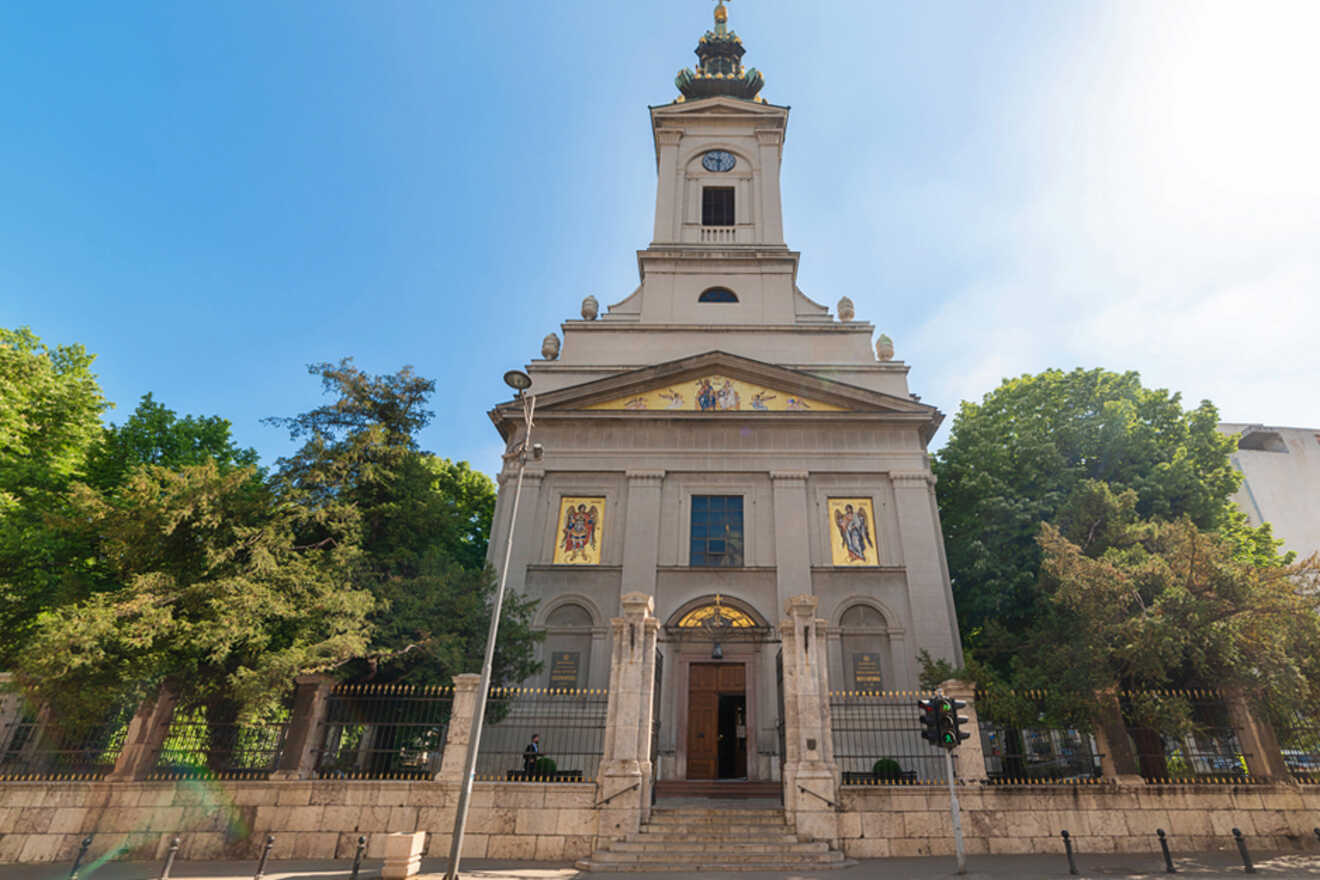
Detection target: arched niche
<box><xmin>836</xmin><ymin>600</ymin><xmax>895</xmax><ymax>691</ymax></box>
<box><xmin>539</xmin><ymin>597</ymin><xmax>600</xmax><ymax>691</ymax></box>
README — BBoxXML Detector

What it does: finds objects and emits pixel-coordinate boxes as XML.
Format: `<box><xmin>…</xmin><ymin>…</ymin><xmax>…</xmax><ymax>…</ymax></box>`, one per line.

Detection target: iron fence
<box><xmin>1122</xmin><ymin>689</ymin><xmax>1253</xmax><ymax>783</ymax></box>
<box><xmin>1275</xmin><ymin>715</ymin><xmax>1319</xmax><ymax>784</ymax></box>
<box><xmin>974</xmin><ymin>689</ymin><xmax>1104</xmax><ymax>785</ymax></box>
<box><xmin>0</xmin><ymin>706</ymin><xmax>131</xmax><ymax>780</ymax></box>
<box><xmin>314</xmin><ymin>684</ymin><xmax>453</xmax><ymax>780</ymax></box>
<box><xmin>150</xmin><ymin>710</ymin><xmax>290</xmax><ymax>780</ymax></box>
<box><xmin>829</xmin><ymin>691</ymin><xmax>953</xmax><ymax>785</ymax></box>
<box><xmin>474</xmin><ymin>687</ymin><xmax>608</xmax><ymax>782</ymax></box>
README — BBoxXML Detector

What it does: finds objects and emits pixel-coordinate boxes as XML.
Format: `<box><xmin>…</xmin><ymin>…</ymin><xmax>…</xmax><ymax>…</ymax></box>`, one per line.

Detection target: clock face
<box><xmin>702</xmin><ymin>150</ymin><xmax>736</xmax><ymax>173</ymax></box>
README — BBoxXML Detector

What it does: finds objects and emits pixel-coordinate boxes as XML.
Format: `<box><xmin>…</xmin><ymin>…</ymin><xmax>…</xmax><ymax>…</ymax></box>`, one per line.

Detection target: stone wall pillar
<box><xmin>272</xmin><ymin>674</ymin><xmax>335</xmax><ymax>780</ymax></box>
<box><xmin>779</xmin><ymin>595</ymin><xmax>839</xmax><ymax>845</ymax></box>
<box><xmin>653</xmin><ymin>129</ymin><xmax>683</xmax><ymax>243</ymax></box>
<box><xmin>597</xmin><ymin>593</ymin><xmax>660</xmax><ymax>842</ymax></box>
<box><xmin>1223</xmin><ymin>687</ymin><xmax>1290</xmax><ymax>782</ymax></box>
<box><xmin>890</xmin><ymin>472</ymin><xmax>962</xmax><ymax>668</ymax></box>
<box><xmin>109</xmin><ymin>682</ymin><xmax>180</xmax><ymax>781</ymax></box>
<box><xmin>1091</xmin><ymin>689</ymin><xmax>1143</xmax><ymax>783</ymax></box>
<box><xmin>940</xmin><ymin>679</ymin><xmax>986</xmax><ymax>784</ymax></box>
<box><xmin>0</xmin><ymin>673</ymin><xmax>25</xmax><ymax>755</ymax></box>
<box><xmin>438</xmin><ymin>674</ymin><xmax>483</xmax><ymax>783</ymax></box>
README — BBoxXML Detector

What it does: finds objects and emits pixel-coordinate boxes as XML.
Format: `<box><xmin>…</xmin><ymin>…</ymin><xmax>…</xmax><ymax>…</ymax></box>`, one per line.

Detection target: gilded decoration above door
<box><xmin>586</xmin><ymin>375</ymin><xmax>845</xmax><ymax>413</ymax></box>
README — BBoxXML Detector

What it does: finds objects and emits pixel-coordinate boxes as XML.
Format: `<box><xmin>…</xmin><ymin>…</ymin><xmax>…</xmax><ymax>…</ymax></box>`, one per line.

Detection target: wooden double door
<box><xmin>686</xmin><ymin>663</ymin><xmax>748</xmax><ymax>780</ymax></box>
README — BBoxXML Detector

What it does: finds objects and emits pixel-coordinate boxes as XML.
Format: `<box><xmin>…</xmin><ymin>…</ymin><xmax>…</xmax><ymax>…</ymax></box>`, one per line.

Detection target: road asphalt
<box><xmin>0</xmin><ymin>849</ymin><xmax>1319</xmax><ymax>880</ymax></box>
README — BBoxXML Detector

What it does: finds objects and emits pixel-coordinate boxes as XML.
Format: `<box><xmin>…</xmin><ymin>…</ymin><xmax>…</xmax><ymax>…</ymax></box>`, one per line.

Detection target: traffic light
<box><xmin>918</xmin><ymin>698</ymin><xmax>940</xmax><ymax>745</ymax></box>
<box><xmin>921</xmin><ymin>697</ymin><xmax>972</xmax><ymax>750</ymax></box>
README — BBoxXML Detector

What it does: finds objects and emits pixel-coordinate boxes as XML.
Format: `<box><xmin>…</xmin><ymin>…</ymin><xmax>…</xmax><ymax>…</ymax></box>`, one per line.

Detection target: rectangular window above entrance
<box><xmin>691</xmin><ymin>495</ymin><xmax>744</xmax><ymax>567</ymax></box>
<box><xmin>702</xmin><ymin>187</ymin><xmax>735</xmax><ymax>227</ymax></box>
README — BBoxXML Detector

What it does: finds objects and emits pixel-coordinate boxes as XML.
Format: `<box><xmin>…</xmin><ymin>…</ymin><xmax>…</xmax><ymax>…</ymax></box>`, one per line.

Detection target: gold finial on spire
<box><xmin>714</xmin><ymin>0</ymin><xmax>729</xmax><ymax>30</ymax></box>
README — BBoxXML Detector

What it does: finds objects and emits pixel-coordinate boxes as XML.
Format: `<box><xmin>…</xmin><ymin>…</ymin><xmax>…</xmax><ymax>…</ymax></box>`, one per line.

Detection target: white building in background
<box><xmin>1220</xmin><ymin>423</ymin><xmax>1320</xmax><ymax>559</ymax></box>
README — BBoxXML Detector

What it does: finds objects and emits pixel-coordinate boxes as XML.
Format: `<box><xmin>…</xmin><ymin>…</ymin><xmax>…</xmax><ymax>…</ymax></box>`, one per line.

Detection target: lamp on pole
<box><xmin>443</xmin><ymin>369</ymin><xmax>537</xmax><ymax>880</ymax></box>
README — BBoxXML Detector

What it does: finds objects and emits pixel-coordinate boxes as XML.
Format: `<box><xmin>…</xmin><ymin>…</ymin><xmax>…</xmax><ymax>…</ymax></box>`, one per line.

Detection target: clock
<box><xmin>702</xmin><ymin>150</ymin><xmax>736</xmax><ymax>173</ymax></box>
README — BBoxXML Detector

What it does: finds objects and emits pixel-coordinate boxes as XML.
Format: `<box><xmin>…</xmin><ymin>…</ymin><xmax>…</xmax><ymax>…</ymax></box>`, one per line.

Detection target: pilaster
<box><xmin>493</xmin><ymin>470</ymin><xmax>543</xmax><ymax>601</ymax></box>
<box><xmin>272</xmin><ymin>674</ymin><xmax>335</xmax><ymax>780</ymax></box>
<box><xmin>439</xmin><ymin>674</ymin><xmax>483</xmax><ymax>783</ymax></box>
<box><xmin>621</xmin><ymin>471</ymin><xmax>665</xmax><ymax>600</ymax></box>
<box><xmin>779</xmin><ymin>595</ymin><xmax>839</xmax><ymax>845</ymax></box>
<box><xmin>653</xmin><ymin>130</ymin><xmax>683</xmax><ymax>243</ymax></box>
<box><xmin>890</xmin><ymin>471</ymin><xmax>962</xmax><ymax>665</ymax></box>
<box><xmin>598</xmin><ymin>593</ymin><xmax>660</xmax><ymax>841</ymax></box>
<box><xmin>770</xmin><ymin>471</ymin><xmax>810</xmax><ymax>613</ymax></box>
<box><xmin>755</xmin><ymin>129</ymin><xmax>784</xmax><ymax>244</ymax></box>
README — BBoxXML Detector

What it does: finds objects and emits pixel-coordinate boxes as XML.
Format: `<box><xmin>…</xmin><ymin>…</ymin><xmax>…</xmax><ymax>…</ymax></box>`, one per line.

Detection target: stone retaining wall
<box><xmin>837</xmin><ymin>783</ymin><xmax>1320</xmax><ymax>859</ymax></box>
<box><xmin>0</xmin><ymin>780</ymin><xmax>598</xmax><ymax>864</ymax></box>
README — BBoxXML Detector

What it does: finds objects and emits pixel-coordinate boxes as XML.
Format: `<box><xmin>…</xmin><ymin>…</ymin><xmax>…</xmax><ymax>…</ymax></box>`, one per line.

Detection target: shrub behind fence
<box><xmin>314</xmin><ymin>684</ymin><xmax>453</xmax><ymax>780</ymax></box>
<box><xmin>829</xmin><ymin>691</ymin><xmax>953</xmax><ymax>785</ymax></box>
<box><xmin>475</xmin><ymin>687</ymin><xmax>608</xmax><ymax>782</ymax></box>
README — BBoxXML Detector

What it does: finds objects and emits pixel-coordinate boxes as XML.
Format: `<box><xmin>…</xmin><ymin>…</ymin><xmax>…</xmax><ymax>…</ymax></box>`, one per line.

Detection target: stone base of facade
<box><xmin>0</xmin><ymin>780</ymin><xmax>1317</xmax><ymax>865</ymax></box>
<box><xmin>837</xmin><ymin>783</ymin><xmax>1320</xmax><ymax>859</ymax></box>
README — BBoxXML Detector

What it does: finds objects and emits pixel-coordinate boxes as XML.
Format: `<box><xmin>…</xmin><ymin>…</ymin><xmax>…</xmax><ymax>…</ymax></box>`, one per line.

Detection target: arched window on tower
<box><xmin>698</xmin><ymin>287</ymin><xmax>739</xmax><ymax>303</ymax></box>
<box><xmin>839</xmin><ymin>604</ymin><xmax>891</xmax><ymax>691</ymax></box>
<box><xmin>543</xmin><ymin>603</ymin><xmax>594</xmax><ymax>690</ymax></box>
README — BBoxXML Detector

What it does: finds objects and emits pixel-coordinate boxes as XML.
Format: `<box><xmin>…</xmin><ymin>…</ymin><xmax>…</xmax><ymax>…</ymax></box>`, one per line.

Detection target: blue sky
<box><xmin>5</xmin><ymin>1</ymin><xmax>1317</xmax><ymax>476</ymax></box>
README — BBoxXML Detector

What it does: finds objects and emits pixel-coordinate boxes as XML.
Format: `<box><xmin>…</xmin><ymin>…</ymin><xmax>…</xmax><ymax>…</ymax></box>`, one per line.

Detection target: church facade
<box><xmin>487</xmin><ymin>1</ymin><xmax>962</xmax><ymax>786</ymax></box>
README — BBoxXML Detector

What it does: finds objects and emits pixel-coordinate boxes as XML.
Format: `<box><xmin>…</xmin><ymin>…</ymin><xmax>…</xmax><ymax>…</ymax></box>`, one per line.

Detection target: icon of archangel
<box><xmin>829</xmin><ymin>498</ymin><xmax>876</xmax><ymax>565</ymax></box>
<box><xmin>555</xmin><ymin>497</ymin><xmax>604</xmax><ymax>565</ymax></box>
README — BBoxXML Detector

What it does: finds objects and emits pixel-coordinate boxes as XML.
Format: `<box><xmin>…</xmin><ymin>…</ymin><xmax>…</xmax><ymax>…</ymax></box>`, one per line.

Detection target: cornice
<box><xmin>626</xmin><ymin>470</ymin><xmax>667</xmax><ymax>486</ymax></box>
<box><xmin>890</xmin><ymin>471</ymin><xmax>937</xmax><ymax>488</ymax></box>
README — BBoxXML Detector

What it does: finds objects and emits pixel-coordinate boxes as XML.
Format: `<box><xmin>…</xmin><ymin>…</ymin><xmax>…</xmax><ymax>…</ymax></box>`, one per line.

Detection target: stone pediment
<box><xmin>651</xmin><ymin>95</ymin><xmax>788</xmax><ymax>119</ymax></box>
<box><xmin>497</xmin><ymin>352</ymin><xmax>937</xmax><ymax>425</ymax></box>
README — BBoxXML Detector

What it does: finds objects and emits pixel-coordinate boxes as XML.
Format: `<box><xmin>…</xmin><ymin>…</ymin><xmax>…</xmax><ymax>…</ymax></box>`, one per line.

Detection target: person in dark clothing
<box><xmin>523</xmin><ymin>733</ymin><xmax>541</xmax><ymax>774</ymax></box>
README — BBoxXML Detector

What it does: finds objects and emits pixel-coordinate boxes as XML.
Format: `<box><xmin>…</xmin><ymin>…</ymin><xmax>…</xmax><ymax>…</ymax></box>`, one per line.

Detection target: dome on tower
<box><xmin>674</xmin><ymin>1</ymin><xmax>765</xmax><ymax>101</ymax></box>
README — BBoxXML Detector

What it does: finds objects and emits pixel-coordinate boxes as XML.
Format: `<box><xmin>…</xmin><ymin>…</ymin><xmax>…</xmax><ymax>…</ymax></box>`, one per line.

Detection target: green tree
<box><xmin>933</xmin><ymin>367</ymin><xmax>1270</xmax><ymax>656</ymax></box>
<box><xmin>0</xmin><ymin>328</ymin><xmax>109</xmax><ymax>666</ymax></box>
<box><xmin>266</xmin><ymin>359</ymin><xmax>540</xmax><ymax>688</ymax></box>
<box><xmin>14</xmin><ymin>460</ymin><xmax>374</xmax><ymax>728</ymax></box>
<box><xmin>85</xmin><ymin>392</ymin><xmax>260</xmax><ymax>491</ymax></box>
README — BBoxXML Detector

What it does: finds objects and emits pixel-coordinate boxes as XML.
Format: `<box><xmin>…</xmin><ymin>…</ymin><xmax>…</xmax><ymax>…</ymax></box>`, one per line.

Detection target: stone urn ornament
<box><xmin>836</xmin><ymin>296</ymin><xmax>855</xmax><ymax>322</ymax></box>
<box><xmin>581</xmin><ymin>295</ymin><xmax>599</xmax><ymax>320</ymax></box>
<box><xmin>875</xmin><ymin>333</ymin><xmax>894</xmax><ymax>361</ymax></box>
<box><xmin>542</xmin><ymin>332</ymin><xmax>561</xmax><ymax>360</ymax></box>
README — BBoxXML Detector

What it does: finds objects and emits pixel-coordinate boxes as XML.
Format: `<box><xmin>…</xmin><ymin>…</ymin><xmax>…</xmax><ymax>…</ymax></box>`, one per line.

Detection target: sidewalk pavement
<box><xmin>0</xmin><ymin>850</ymin><xmax>1317</xmax><ymax>880</ymax></box>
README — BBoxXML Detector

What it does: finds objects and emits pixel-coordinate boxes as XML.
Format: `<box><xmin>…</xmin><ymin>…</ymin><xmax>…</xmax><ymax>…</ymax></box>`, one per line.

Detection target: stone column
<box><xmin>653</xmin><ymin>129</ymin><xmax>683</xmax><ymax>243</ymax></box>
<box><xmin>939</xmin><ymin>679</ymin><xmax>986</xmax><ymax>784</ymax></box>
<box><xmin>770</xmin><ymin>472</ymin><xmax>811</xmax><ymax>614</ymax></box>
<box><xmin>779</xmin><ymin>596</ymin><xmax>840</xmax><ymax>845</ymax></box>
<box><xmin>597</xmin><ymin>593</ymin><xmax>660</xmax><ymax>842</ymax></box>
<box><xmin>621</xmin><ymin>471</ymin><xmax>664</xmax><ymax>601</ymax></box>
<box><xmin>1091</xmin><ymin>689</ymin><xmax>1143</xmax><ymax>783</ymax></box>
<box><xmin>110</xmin><ymin>682</ymin><xmax>180</xmax><ymax>781</ymax></box>
<box><xmin>438</xmin><ymin>674</ymin><xmax>483</xmax><ymax>783</ymax></box>
<box><xmin>272</xmin><ymin>674</ymin><xmax>335</xmax><ymax>780</ymax></box>
<box><xmin>755</xmin><ymin>128</ymin><xmax>785</xmax><ymax>243</ymax></box>
<box><xmin>1223</xmin><ymin>687</ymin><xmax>1290</xmax><ymax>781</ymax></box>
<box><xmin>890</xmin><ymin>472</ymin><xmax>962</xmax><ymax>666</ymax></box>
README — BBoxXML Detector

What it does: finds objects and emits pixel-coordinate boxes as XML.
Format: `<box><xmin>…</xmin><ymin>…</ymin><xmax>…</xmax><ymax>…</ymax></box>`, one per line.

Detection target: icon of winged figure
<box><xmin>561</xmin><ymin>502</ymin><xmax>600</xmax><ymax>562</ymax></box>
<box><xmin>833</xmin><ymin>503</ymin><xmax>873</xmax><ymax>562</ymax></box>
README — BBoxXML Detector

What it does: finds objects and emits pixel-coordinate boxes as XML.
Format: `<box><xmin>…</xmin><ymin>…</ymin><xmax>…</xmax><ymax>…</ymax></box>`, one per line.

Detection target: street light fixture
<box><xmin>443</xmin><ymin>370</ymin><xmax>536</xmax><ymax>880</ymax></box>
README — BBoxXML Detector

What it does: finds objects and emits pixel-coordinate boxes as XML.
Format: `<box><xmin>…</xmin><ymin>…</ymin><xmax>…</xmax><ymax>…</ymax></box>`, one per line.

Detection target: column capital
<box><xmin>755</xmin><ymin>128</ymin><xmax>784</xmax><ymax>146</ymax></box>
<box><xmin>452</xmin><ymin>673</ymin><xmax>482</xmax><ymax>692</ymax></box>
<box><xmin>655</xmin><ymin>129</ymin><xmax>684</xmax><ymax>146</ymax></box>
<box><xmin>770</xmin><ymin>470</ymin><xmax>809</xmax><ymax>483</ymax></box>
<box><xmin>620</xmin><ymin>592</ymin><xmax>656</xmax><ymax>619</ymax></box>
<box><xmin>784</xmin><ymin>594</ymin><xmax>820</xmax><ymax>618</ymax></box>
<box><xmin>498</xmin><ymin>469</ymin><xmax>544</xmax><ymax>488</ymax></box>
<box><xmin>626</xmin><ymin>470</ymin><xmax>666</xmax><ymax>486</ymax></box>
<box><xmin>890</xmin><ymin>471</ymin><xmax>936</xmax><ymax>488</ymax></box>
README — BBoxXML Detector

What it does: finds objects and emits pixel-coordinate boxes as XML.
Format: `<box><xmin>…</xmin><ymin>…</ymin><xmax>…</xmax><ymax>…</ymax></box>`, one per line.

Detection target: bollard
<box><xmin>1232</xmin><ymin>828</ymin><xmax>1255</xmax><ymax>874</ymax></box>
<box><xmin>159</xmin><ymin>836</ymin><xmax>181</xmax><ymax>880</ymax></box>
<box><xmin>351</xmin><ymin>835</ymin><xmax>367</xmax><ymax>880</ymax></box>
<box><xmin>70</xmin><ymin>835</ymin><xmax>94</xmax><ymax>880</ymax></box>
<box><xmin>1314</xmin><ymin>827</ymin><xmax>1320</xmax><ymax>844</ymax></box>
<box><xmin>1061</xmin><ymin>830</ymin><xmax>1079</xmax><ymax>875</ymax></box>
<box><xmin>254</xmin><ymin>834</ymin><xmax>275</xmax><ymax>880</ymax></box>
<box><xmin>1157</xmin><ymin>828</ymin><xmax>1176</xmax><ymax>874</ymax></box>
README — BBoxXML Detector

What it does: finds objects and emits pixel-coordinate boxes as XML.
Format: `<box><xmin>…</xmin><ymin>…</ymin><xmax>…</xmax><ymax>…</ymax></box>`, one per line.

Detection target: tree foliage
<box><xmin>266</xmin><ymin>359</ymin><xmax>540</xmax><ymax>687</ymax></box>
<box><xmin>933</xmin><ymin>367</ymin><xmax>1269</xmax><ymax>646</ymax></box>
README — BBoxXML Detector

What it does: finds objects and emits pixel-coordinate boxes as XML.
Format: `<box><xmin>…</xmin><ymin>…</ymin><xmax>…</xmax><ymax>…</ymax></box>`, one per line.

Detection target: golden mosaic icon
<box><xmin>828</xmin><ymin>498</ymin><xmax>877</xmax><ymax>566</ymax></box>
<box><xmin>554</xmin><ymin>497</ymin><xmax>604</xmax><ymax>565</ymax></box>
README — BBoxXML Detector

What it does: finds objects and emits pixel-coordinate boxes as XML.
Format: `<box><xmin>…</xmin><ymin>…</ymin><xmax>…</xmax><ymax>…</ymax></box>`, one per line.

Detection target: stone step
<box><xmin>608</xmin><ymin>840</ymin><xmax>830</xmax><ymax>854</ymax></box>
<box><xmin>586</xmin><ymin>850</ymin><xmax>848</xmax><ymax>867</ymax></box>
<box><xmin>646</xmin><ymin>812</ymin><xmax>787</xmax><ymax>824</ymax></box>
<box><xmin>576</xmin><ymin>860</ymin><xmax>855</xmax><ymax>873</ymax></box>
<box><xmin>632</xmin><ymin>830</ymin><xmax>803</xmax><ymax>843</ymax></box>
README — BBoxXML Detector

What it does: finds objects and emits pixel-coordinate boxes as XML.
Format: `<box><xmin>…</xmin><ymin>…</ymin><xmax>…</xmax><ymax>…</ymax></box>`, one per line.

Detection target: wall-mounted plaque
<box><xmin>828</xmin><ymin>497</ymin><xmax>878</xmax><ymax>566</ymax></box>
<box><xmin>853</xmin><ymin>652</ymin><xmax>884</xmax><ymax>690</ymax></box>
<box><xmin>554</xmin><ymin>497</ymin><xmax>604</xmax><ymax>565</ymax></box>
<box><xmin>549</xmin><ymin>651</ymin><xmax>581</xmax><ymax>690</ymax></box>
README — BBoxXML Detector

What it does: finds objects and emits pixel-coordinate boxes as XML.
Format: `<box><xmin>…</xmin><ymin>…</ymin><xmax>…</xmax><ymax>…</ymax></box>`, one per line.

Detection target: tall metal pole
<box><xmin>443</xmin><ymin>392</ymin><xmax>535</xmax><ymax>880</ymax></box>
<box><xmin>943</xmin><ymin>732</ymin><xmax>966</xmax><ymax>874</ymax></box>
